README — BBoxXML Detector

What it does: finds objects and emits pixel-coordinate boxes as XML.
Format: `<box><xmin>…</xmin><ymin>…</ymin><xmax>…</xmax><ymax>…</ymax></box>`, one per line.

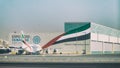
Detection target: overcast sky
<box><xmin>0</xmin><ymin>0</ymin><xmax>120</xmax><ymax>40</ymax></box>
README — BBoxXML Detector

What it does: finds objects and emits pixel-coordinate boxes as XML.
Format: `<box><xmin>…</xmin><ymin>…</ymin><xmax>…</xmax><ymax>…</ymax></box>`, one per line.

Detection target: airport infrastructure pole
<box><xmin>75</xmin><ymin>32</ymin><xmax>78</xmax><ymax>54</ymax></box>
<box><xmin>84</xmin><ymin>32</ymin><xmax>86</xmax><ymax>54</ymax></box>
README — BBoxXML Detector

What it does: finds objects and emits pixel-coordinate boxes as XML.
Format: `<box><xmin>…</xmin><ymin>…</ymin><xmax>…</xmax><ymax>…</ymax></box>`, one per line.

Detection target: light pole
<box><xmin>83</xmin><ymin>32</ymin><xmax>86</xmax><ymax>54</ymax></box>
<box><xmin>75</xmin><ymin>33</ymin><xmax>78</xmax><ymax>54</ymax></box>
<box><xmin>85</xmin><ymin>32</ymin><xmax>86</xmax><ymax>54</ymax></box>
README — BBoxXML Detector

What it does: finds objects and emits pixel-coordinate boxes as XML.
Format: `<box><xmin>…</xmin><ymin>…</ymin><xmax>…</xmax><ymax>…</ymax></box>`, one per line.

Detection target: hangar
<box><xmin>9</xmin><ymin>22</ymin><xmax>120</xmax><ymax>54</ymax></box>
<box><xmin>47</xmin><ymin>22</ymin><xmax>120</xmax><ymax>54</ymax></box>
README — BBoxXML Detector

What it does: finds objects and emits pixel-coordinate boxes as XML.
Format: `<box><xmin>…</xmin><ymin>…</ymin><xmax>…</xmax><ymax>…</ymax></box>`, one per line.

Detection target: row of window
<box><xmin>12</xmin><ymin>38</ymin><xmax>30</xmax><ymax>42</ymax></box>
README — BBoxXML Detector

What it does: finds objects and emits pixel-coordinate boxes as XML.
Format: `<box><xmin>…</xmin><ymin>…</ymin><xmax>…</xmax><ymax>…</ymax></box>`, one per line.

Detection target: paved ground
<box><xmin>0</xmin><ymin>54</ymin><xmax>120</xmax><ymax>63</ymax></box>
<box><xmin>0</xmin><ymin>63</ymin><xmax>120</xmax><ymax>68</ymax></box>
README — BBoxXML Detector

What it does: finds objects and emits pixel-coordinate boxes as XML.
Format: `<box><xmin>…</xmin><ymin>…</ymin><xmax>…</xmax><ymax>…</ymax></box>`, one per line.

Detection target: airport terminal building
<box><xmin>9</xmin><ymin>22</ymin><xmax>120</xmax><ymax>54</ymax></box>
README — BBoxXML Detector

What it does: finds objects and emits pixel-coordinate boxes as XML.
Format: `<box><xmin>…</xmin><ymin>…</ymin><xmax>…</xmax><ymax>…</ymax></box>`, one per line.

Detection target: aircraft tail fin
<box><xmin>21</xmin><ymin>31</ymin><xmax>25</xmax><ymax>41</ymax></box>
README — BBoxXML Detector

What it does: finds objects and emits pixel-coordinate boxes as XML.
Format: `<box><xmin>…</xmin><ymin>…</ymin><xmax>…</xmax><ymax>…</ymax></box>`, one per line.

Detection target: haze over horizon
<box><xmin>0</xmin><ymin>0</ymin><xmax>120</xmax><ymax>40</ymax></box>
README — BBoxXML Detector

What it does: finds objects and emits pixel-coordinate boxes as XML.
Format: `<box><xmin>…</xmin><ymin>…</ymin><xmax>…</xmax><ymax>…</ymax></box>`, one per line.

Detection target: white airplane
<box><xmin>20</xmin><ymin>31</ymin><xmax>42</xmax><ymax>55</ymax></box>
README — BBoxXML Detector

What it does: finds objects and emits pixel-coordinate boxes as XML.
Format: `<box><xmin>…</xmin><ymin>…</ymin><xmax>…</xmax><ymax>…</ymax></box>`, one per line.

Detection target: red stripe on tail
<box><xmin>42</xmin><ymin>33</ymin><xmax>65</xmax><ymax>49</ymax></box>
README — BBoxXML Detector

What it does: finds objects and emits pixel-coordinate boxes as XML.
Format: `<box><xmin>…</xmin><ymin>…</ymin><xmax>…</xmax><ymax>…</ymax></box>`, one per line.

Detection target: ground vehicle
<box><xmin>0</xmin><ymin>47</ymin><xmax>11</xmax><ymax>54</ymax></box>
<box><xmin>9</xmin><ymin>46</ymin><xmax>24</xmax><ymax>55</ymax></box>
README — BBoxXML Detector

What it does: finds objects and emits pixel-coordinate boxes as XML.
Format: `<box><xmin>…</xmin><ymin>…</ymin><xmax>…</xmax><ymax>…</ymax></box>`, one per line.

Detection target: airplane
<box><xmin>20</xmin><ymin>31</ymin><xmax>65</xmax><ymax>55</ymax></box>
<box><xmin>20</xmin><ymin>31</ymin><xmax>42</xmax><ymax>55</ymax></box>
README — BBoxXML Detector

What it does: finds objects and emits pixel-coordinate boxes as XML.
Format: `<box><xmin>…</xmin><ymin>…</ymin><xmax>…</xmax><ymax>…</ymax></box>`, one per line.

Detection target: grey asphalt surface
<box><xmin>0</xmin><ymin>54</ymin><xmax>120</xmax><ymax>63</ymax></box>
<box><xmin>0</xmin><ymin>63</ymin><xmax>120</xmax><ymax>68</ymax></box>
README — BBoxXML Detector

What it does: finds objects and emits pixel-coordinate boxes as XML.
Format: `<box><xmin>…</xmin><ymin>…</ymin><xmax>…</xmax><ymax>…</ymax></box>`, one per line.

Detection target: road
<box><xmin>0</xmin><ymin>54</ymin><xmax>120</xmax><ymax>63</ymax></box>
<box><xmin>0</xmin><ymin>63</ymin><xmax>120</xmax><ymax>68</ymax></box>
<box><xmin>0</xmin><ymin>54</ymin><xmax>120</xmax><ymax>68</ymax></box>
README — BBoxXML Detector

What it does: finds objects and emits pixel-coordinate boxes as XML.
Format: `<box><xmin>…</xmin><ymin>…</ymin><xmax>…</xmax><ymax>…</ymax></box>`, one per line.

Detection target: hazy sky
<box><xmin>0</xmin><ymin>0</ymin><xmax>120</xmax><ymax>40</ymax></box>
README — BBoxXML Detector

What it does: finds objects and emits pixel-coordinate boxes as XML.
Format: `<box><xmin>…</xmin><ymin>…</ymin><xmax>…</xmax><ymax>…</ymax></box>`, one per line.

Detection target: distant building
<box><xmin>0</xmin><ymin>39</ymin><xmax>9</xmax><ymax>48</ymax></box>
<box><xmin>9</xmin><ymin>22</ymin><xmax>120</xmax><ymax>54</ymax></box>
<box><xmin>0</xmin><ymin>39</ymin><xmax>3</xmax><ymax>45</ymax></box>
